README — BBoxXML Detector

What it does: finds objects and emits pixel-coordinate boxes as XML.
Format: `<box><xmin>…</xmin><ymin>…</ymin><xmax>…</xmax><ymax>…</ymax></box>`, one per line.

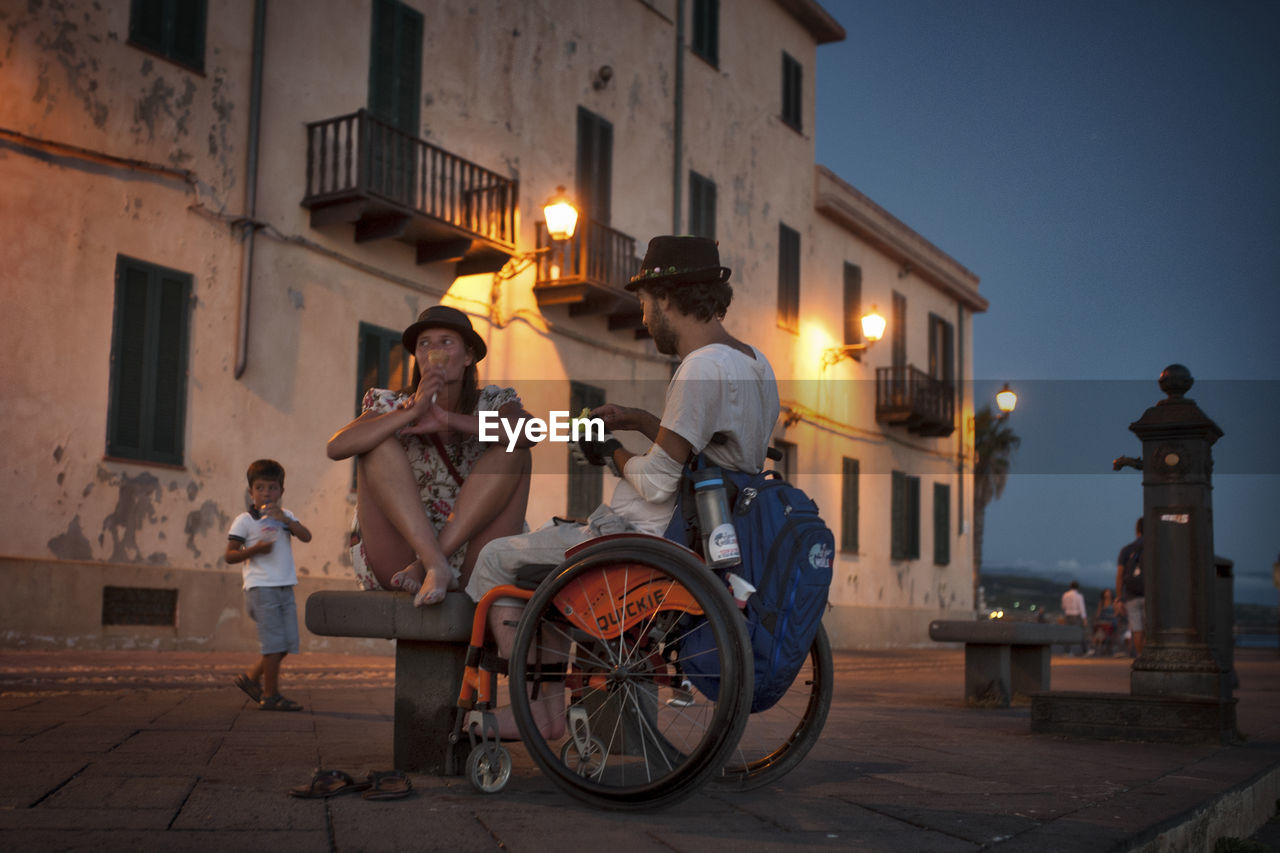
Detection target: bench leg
<box><xmin>394</xmin><ymin>639</ymin><xmax>469</xmax><ymax>775</ymax></box>
<box><xmin>964</xmin><ymin>644</ymin><xmax>1011</xmax><ymax>707</ymax></box>
<box><xmin>1010</xmin><ymin>644</ymin><xmax>1051</xmax><ymax>701</ymax></box>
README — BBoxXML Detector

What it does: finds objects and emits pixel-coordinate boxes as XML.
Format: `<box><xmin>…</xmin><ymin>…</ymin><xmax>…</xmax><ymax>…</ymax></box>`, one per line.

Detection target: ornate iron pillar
<box><xmin>1126</xmin><ymin>365</ymin><xmax>1230</xmax><ymax>700</ymax></box>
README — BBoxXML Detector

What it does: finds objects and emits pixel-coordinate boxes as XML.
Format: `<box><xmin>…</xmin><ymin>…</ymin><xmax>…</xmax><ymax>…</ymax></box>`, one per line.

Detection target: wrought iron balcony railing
<box><xmin>302</xmin><ymin>110</ymin><xmax>517</xmax><ymax>275</ymax></box>
<box><xmin>875</xmin><ymin>365</ymin><xmax>955</xmax><ymax>437</ymax></box>
<box><xmin>534</xmin><ymin>218</ymin><xmax>644</xmax><ymax>332</ymax></box>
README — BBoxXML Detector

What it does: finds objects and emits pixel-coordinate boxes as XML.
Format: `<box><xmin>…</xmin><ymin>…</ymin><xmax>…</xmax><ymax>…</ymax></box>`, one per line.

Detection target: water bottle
<box><xmin>690</xmin><ymin>468</ymin><xmax>741</xmax><ymax>568</ymax></box>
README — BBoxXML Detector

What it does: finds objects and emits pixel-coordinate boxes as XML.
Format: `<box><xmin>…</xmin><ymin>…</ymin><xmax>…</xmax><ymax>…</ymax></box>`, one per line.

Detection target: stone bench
<box><xmin>928</xmin><ymin>620</ymin><xmax>1086</xmax><ymax>708</ymax></box>
<box><xmin>305</xmin><ymin>589</ymin><xmax>475</xmax><ymax>775</ymax></box>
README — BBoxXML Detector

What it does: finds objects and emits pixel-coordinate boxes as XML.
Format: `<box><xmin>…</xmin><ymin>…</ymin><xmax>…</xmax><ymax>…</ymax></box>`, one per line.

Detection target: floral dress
<box><xmin>350</xmin><ymin>384</ymin><xmax>521</xmax><ymax>590</ymax></box>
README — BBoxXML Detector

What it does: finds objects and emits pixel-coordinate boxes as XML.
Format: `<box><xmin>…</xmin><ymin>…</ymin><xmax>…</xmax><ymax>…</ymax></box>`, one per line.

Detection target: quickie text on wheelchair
<box><xmin>477</xmin><ymin>411</ymin><xmax>606</xmax><ymax>452</ymax></box>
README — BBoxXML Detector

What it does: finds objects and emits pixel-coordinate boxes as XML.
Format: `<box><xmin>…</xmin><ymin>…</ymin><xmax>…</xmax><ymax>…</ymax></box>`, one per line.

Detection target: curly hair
<box><xmin>636</xmin><ymin>278</ymin><xmax>734</xmax><ymax>321</ymax></box>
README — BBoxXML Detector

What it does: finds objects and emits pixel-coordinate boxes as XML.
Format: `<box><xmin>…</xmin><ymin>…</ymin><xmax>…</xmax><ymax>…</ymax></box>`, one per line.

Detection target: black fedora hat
<box><xmin>401</xmin><ymin>305</ymin><xmax>487</xmax><ymax>361</ymax></box>
<box><xmin>626</xmin><ymin>235</ymin><xmax>731</xmax><ymax>291</ymax></box>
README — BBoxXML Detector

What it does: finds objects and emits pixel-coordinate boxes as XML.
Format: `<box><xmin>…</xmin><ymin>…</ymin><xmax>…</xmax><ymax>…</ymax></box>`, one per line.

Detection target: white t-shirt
<box><xmin>609</xmin><ymin>343</ymin><xmax>780</xmax><ymax>535</ymax></box>
<box><xmin>1061</xmin><ymin>588</ymin><xmax>1087</xmax><ymax>619</ymax></box>
<box><xmin>228</xmin><ymin>509</ymin><xmax>299</xmax><ymax>590</ymax></box>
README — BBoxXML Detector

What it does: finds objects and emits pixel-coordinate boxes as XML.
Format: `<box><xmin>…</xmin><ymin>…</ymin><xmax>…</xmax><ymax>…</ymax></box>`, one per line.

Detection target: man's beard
<box><xmin>647</xmin><ymin>308</ymin><xmax>678</xmax><ymax>355</ymax></box>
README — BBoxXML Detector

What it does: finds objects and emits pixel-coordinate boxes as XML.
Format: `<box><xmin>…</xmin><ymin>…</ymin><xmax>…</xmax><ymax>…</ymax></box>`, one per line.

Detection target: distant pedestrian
<box><xmin>1092</xmin><ymin>588</ymin><xmax>1119</xmax><ymax>656</ymax></box>
<box><xmin>226</xmin><ymin>459</ymin><xmax>313</xmax><ymax>711</ymax></box>
<box><xmin>1061</xmin><ymin>580</ymin><xmax>1089</xmax><ymax>656</ymax></box>
<box><xmin>1116</xmin><ymin>517</ymin><xmax>1144</xmax><ymax>657</ymax></box>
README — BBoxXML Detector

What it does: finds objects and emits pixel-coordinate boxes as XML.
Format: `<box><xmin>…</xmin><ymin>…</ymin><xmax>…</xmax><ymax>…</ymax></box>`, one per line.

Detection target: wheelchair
<box><xmin>450</xmin><ymin>525</ymin><xmax>833</xmax><ymax>810</ymax></box>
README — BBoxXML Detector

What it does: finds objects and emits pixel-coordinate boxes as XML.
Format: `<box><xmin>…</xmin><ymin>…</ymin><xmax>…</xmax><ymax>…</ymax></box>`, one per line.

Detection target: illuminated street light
<box><xmin>996</xmin><ymin>383</ymin><xmax>1018</xmax><ymax>418</ymax></box>
<box><xmin>821</xmin><ymin>306</ymin><xmax>888</xmax><ymax>366</ymax></box>
<box><xmin>542</xmin><ymin>186</ymin><xmax>579</xmax><ymax>241</ymax></box>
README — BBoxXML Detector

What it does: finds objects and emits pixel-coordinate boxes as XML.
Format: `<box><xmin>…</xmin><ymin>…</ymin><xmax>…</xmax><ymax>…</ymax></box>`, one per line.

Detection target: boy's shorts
<box><xmin>245</xmin><ymin>585</ymin><xmax>299</xmax><ymax>655</ymax></box>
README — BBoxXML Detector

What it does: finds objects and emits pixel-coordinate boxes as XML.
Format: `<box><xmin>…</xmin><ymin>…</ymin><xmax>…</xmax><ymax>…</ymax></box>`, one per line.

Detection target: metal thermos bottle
<box><xmin>691</xmin><ymin>468</ymin><xmax>741</xmax><ymax>568</ymax></box>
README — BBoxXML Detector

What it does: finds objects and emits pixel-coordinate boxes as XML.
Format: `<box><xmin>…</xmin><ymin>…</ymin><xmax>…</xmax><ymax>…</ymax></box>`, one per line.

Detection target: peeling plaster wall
<box><xmin>1</xmin><ymin>0</ymin><xmax>982</xmax><ymax>648</ymax></box>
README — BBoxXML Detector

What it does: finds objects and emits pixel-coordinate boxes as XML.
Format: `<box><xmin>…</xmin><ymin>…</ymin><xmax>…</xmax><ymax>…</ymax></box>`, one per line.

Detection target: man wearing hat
<box><xmin>465</xmin><ymin>235</ymin><xmax>780</xmax><ymax>736</ymax></box>
<box><xmin>327</xmin><ymin>305</ymin><xmax>534</xmax><ymax>606</ymax></box>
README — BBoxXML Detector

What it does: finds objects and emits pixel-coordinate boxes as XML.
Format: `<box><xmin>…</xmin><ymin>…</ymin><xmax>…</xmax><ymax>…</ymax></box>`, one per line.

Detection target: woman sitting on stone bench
<box><xmin>327</xmin><ymin>306</ymin><xmax>533</xmax><ymax>606</ymax></box>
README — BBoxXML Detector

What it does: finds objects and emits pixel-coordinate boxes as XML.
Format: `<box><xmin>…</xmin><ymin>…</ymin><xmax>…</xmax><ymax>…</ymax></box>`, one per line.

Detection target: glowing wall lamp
<box><xmin>821</xmin><ymin>305</ymin><xmax>887</xmax><ymax>366</ymax></box>
<box><xmin>995</xmin><ymin>382</ymin><xmax>1018</xmax><ymax>418</ymax></box>
<box><xmin>542</xmin><ymin>186</ymin><xmax>579</xmax><ymax>241</ymax></box>
<box><xmin>497</xmin><ymin>187</ymin><xmax>579</xmax><ymax>279</ymax></box>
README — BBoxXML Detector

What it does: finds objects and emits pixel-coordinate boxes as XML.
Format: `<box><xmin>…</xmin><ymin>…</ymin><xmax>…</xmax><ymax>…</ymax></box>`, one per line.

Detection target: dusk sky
<box><xmin>813</xmin><ymin>0</ymin><xmax>1280</xmax><ymax>604</ymax></box>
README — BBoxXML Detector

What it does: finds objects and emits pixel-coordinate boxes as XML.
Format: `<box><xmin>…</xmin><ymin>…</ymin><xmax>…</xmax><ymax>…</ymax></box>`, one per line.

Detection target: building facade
<box><xmin>0</xmin><ymin>0</ymin><xmax>986</xmax><ymax>651</ymax></box>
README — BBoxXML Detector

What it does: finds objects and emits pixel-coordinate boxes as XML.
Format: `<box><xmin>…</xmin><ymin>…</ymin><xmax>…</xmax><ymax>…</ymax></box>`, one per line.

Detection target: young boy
<box><xmin>226</xmin><ymin>459</ymin><xmax>313</xmax><ymax>711</ymax></box>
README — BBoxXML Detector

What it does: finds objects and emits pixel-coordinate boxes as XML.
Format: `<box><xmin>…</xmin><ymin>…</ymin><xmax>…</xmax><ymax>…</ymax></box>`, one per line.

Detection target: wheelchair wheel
<box><xmin>508</xmin><ymin>537</ymin><xmax>752</xmax><ymax>811</ymax></box>
<box><xmin>713</xmin><ymin>623</ymin><xmax>833</xmax><ymax>791</ymax></box>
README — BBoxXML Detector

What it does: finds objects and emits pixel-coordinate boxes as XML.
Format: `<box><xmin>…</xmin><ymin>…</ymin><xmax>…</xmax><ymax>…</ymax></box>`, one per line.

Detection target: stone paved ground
<box><xmin>0</xmin><ymin>647</ymin><xmax>1277</xmax><ymax>852</ymax></box>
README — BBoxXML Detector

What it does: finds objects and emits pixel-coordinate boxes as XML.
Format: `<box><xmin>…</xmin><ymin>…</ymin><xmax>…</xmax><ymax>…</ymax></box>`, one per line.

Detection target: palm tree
<box><xmin>973</xmin><ymin>405</ymin><xmax>1021</xmax><ymax>606</ymax></box>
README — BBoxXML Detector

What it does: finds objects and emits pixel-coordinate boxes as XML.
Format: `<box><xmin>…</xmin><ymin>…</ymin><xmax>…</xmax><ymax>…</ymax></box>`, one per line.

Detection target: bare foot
<box><xmin>389</xmin><ymin>560</ymin><xmax>425</xmax><ymax>594</ymax></box>
<box><xmin>412</xmin><ymin>564</ymin><xmax>455</xmax><ymax>607</ymax></box>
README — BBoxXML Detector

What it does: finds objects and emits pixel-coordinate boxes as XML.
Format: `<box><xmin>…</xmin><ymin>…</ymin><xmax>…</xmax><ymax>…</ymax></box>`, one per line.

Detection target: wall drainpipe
<box><xmin>235</xmin><ymin>0</ymin><xmax>267</xmax><ymax>379</ymax></box>
<box><xmin>672</xmin><ymin>0</ymin><xmax>685</xmax><ymax>234</ymax></box>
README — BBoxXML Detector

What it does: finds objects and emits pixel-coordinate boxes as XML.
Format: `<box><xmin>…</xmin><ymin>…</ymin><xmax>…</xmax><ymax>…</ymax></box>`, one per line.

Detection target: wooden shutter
<box><xmin>933</xmin><ymin>483</ymin><xmax>951</xmax><ymax>565</ymax></box>
<box><xmin>841</xmin><ymin>458</ymin><xmax>859</xmax><ymax>554</ymax></box>
<box><xmin>777</xmin><ymin>223</ymin><xmax>800</xmax><ymax>331</ymax></box>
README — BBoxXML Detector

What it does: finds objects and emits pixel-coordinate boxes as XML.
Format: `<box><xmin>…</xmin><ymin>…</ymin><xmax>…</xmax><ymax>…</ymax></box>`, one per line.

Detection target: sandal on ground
<box><xmin>233</xmin><ymin>673</ymin><xmax>263</xmax><ymax>703</ymax></box>
<box><xmin>361</xmin><ymin>769</ymin><xmax>413</xmax><ymax>800</ymax></box>
<box><xmin>259</xmin><ymin>693</ymin><xmax>303</xmax><ymax>712</ymax></box>
<box><xmin>288</xmin><ymin>768</ymin><xmax>371</xmax><ymax>799</ymax></box>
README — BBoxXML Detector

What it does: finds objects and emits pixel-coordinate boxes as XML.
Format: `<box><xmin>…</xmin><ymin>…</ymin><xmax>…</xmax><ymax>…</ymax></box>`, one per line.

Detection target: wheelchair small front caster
<box><xmin>467</xmin><ymin>742</ymin><xmax>511</xmax><ymax>794</ymax></box>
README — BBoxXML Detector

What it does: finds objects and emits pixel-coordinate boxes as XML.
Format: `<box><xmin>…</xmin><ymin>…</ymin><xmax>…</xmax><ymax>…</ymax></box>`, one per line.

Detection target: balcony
<box><xmin>876</xmin><ymin>366</ymin><xmax>955</xmax><ymax>437</ymax></box>
<box><xmin>534</xmin><ymin>218</ymin><xmax>645</xmax><ymax>333</ymax></box>
<box><xmin>302</xmin><ymin>110</ymin><xmax>517</xmax><ymax>276</ymax></box>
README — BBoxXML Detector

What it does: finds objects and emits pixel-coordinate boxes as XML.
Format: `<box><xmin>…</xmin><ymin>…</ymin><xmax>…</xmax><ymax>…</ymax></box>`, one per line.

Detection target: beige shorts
<box><xmin>464</xmin><ymin>505</ymin><xmax>631</xmax><ymax>606</ymax></box>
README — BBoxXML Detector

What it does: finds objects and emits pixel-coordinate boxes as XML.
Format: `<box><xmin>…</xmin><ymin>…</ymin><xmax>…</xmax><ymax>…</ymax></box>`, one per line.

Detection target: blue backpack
<box><xmin>666</xmin><ymin>460</ymin><xmax>835</xmax><ymax>713</ymax></box>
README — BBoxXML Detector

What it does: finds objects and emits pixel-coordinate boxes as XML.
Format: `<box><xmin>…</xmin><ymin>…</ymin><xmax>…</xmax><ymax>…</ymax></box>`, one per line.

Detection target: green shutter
<box><xmin>108</xmin><ymin>256</ymin><xmax>190</xmax><ymax>465</ymax></box>
<box><xmin>369</xmin><ymin>0</ymin><xmax>423</xmax><ymax>134</ymax></box>
<box><xmin>576</xmin><ymin>108</ymin><xmax>614</xmax><ymax>224</ymax></box>
<box><xmin>689</xmin><ymin>171</ymin><xmax>716</xmax><ymax>240</ymax></box>
<box><xmin>908</xmin><ymin>475</ymin><xmax>921</xmax><ymax>559</ymax></box>
<box><xmin>843</xmin><ymin>263</ymin><xmax>862</xmax><ymax>348</ymax></box>
<box><xmin>128</xmin><ymin>0</ymin><xmax>205</xmax><ymax>72</ymax></box>
<box><xmin>891</xmin><ymin>471</ymin><xmax>921</xmax><ymax>560</ymax></box>
<box><xmin>778</xmin><ymin>223</ymin><xmax>800</xmax><ymax>331</ymax></box>
<box><xmin>890</xmin><ymin>471</ymin><xmax>905</xmax><ymax>560</ymax></box>
<box><xmin>692</xmin><ymin>0</ymin><xmax>719</xmax><ymax>65</ymax></box>
<box><xmin>841</xmin><ymin>458</ymin><xmax>859</xmax><ymax>554</ymax></box>
<box><xmin>169</xmin><ymin>0</ymin><xmax>207</xmax><ymax>71</ymax></box>
<box><xmin>934</xmin><ymin>483</ymin><xmax>951</xmax><ymax>565</ymax></box>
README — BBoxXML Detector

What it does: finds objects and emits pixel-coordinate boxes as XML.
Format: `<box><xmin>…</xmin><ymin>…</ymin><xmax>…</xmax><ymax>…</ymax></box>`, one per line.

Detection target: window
<box><xmin>688</xmin><ymin>171</ymin><xmax>717</xmax><ymax>240</ymax></box>
<box><xmin>352</xmin><ymin>323</ymin><xmax>411</xmax><ymax>487</ymax></box>
<box><xmin>891</xmin><ymin>291</ymin><xmax>907</xmax><ymax>370</ymax></box>
<box><xmin>691</xmin><ymin>0</ymin><xmax>719</xmax><ymax>66</ymax></box>
<box><xmin>107</xmin><ymin>255</ymin><xmax>192</xmax><ymax>466</ymax></box>
<box><xmin>369</xmin><ymin>0</ymin><xmax>423</xmax><ymax>134</ymax></box>
<box><xmin>128</xmin><ymin>0</ymin><xmax>207</xmax><ymax>72</ymax></box>
<box><xmin>841</xmin><ymin>458</ymin><xmax>859</xmax><ymax>554</ymax></box>
<box><xmin>568</xmin><ymin>382</ymin><xmax>606</xmax><ymax>519</ymax></box>
<box><xmin>356</xmin><ymin>322</ymin><xmax>411</xmax><ymax>415</ymax></box>
<box><xmin>928</xmin><ymin>314</ymin><xmax>955</xmax><ymax>385</ymax></box>
<box><xmin>933</xmin><ymin>483</ymin><xmax>951</xmax><ymax>566</ymax></box>
<box><xmin>777</xmin><ymin>223</ymin><xmax>800</xmax><ymax>331</ymax></box>
<box><xmin>576</xmin><ymin>107</ymin><xmax>614</xmax><ymax>224</ymax></box>
<box><xmin>781</xmin><ymin>52</ymin><xmax>803</xmax><ymax>131</ymax></box>
<box><xmin>843</xmin><ymin>262</ymin><xmax>863</xmax><ymax>359</ymax></box>
<box><xmin>890</xmin><ymin>470</ymin><xmax>920</xmax><ymax>560</ymax></box>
